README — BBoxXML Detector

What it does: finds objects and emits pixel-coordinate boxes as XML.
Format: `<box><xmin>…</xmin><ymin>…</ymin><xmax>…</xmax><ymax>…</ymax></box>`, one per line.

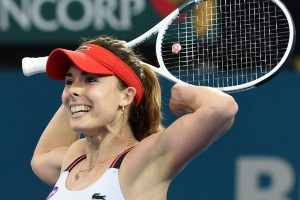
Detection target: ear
<box><xmin>120</xmin><ymin>87</ymin><xmax>137</xmax><ymax>106</ymax></box>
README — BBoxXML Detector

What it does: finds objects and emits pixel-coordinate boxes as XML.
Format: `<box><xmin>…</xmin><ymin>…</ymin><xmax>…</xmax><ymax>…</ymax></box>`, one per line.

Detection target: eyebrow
<box><xmin>65</xmin><ymin>71</ymin><xmax>90</xmax><ymax>78</ymax></box>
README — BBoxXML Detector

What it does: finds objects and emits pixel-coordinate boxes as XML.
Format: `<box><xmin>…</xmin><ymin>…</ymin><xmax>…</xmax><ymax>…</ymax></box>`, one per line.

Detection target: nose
<box><xmin>69</xmin><ymin>86</ymin><xmax>82</xmax><ymax>97</ymax></box>
<box><xmin>72</xmin><ymin>91</ymin><xmax>80</xmax><ymax>97</ymax></box>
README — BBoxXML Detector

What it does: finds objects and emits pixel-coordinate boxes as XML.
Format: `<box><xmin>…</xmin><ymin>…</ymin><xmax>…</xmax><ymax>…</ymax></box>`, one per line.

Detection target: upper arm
<box><xmin>165</xmin><ymin>102</ymin><xmax>236</xmax><ymax>166</ymax></box>
<box><xmin>125</xmin><ymin>85</ymin><xmax>238</xmax><ymax>185</ymax></box>
<box><xmin>154</xmin><ymin>85</ymin><xmax>238</xmax><ymax>179</ymax></box>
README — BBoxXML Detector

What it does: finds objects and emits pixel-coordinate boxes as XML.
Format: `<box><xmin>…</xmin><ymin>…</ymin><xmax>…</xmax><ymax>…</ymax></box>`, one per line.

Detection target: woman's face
<box><xmin>62</xmin><ymin>65</ymin><xmax>124</xmax><ymax>135</ymax></box>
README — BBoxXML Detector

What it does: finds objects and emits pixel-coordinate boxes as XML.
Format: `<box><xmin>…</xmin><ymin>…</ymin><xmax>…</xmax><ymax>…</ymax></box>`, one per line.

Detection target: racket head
<box><xmin>155</xmin><ymin>0</ymin><xmax>295</xmax><ymax>92</ymax></box>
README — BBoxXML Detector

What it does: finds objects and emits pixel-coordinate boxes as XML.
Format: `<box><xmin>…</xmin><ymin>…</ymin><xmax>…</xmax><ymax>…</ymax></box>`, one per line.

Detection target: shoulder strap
<box><xmin>64</xmin><ymin>154</ymin><xmax>86</xmax><ymax>172</ymax></box>
<box><xmin>110</xmin><ymin>147</ymin><xmax>134</xmax><ymax>169</ymax></box>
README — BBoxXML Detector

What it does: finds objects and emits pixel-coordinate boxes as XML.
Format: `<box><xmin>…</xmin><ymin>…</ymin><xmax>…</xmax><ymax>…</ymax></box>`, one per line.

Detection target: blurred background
<box><xmin>0</xmin><ymin>0</ymin><xmax>299</xmax><ymax>199</ymax></box>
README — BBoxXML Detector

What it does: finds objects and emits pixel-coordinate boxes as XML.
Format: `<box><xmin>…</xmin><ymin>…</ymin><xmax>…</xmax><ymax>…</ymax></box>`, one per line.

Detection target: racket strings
<box><xmin>160</xmin><ymin>0</ymin><xmax>291</xmax><ymax>87</ymax></box>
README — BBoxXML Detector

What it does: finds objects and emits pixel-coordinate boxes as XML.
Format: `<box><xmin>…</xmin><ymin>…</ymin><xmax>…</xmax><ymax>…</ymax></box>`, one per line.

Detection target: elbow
<box><xmin>30</xmin><ymin>155</ymin><xmax>58</xmax><ymax>186</ymax></box>
<box><xmin>213</xmin><ymin>95</ymin><xmax>238</xmax><ymax>132</ymax></box>
<box><xmin>220</xmin><ymin>95</ymin><xmax>239</xmax><ymax>119</ymax></box>
<box><xmin>31</xmin><ymin>155</ymin><xmax>42</xmax><ymax>178</ymax></box>
<box><xmin>206</xmin><ymin>95</ymin><xmax>238</xmax><ymax>127</ymax></box>
<box><xmin>31</xmin><ymin>156</ymin><xmax>36</xmax><ymax>173</ymax></box>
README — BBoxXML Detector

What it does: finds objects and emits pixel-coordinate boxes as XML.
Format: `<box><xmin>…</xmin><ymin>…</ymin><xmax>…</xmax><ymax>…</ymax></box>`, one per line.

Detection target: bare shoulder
<box><xmin>61</xmin><ymin>138</ymin><xmax>86</xmax><ymax>171</ymax></box>
<box><xmin>124</xmin><ymin>132</ymin><xmax>166</xmax><ymax>164</ymax></box>
<box><xmin>120</xmin><ymin>132</ymin><xmax>168</xmax><ymax>178</ymax></box>
<box><xmin>119</xmin><ymin>132</ymin><xmax>171</xmax><ymax>198</ymax></box>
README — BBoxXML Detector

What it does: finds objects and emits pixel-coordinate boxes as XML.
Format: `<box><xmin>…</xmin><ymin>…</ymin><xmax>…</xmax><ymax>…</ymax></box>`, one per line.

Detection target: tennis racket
<box><xmin>22</xmin><ymin>0</ymin><xmax>295</xmax><ymax>92</ymax></box>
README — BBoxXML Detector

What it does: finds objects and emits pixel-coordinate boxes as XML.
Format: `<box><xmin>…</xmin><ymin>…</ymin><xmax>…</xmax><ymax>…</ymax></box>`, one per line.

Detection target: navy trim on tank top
<box><xmin>65</xmin><ymin>154</ymin><xmax>87</xmax><ymax>172</ymax></box>
<box><xmin>65</xmin><ymin>147</ymin><xmax>134</xmax><ymax>172</ymax></box>
<box><xmin>110</xmin><ymin>147</ymin><xmax>134</xmax><ymax>169</ymax></box>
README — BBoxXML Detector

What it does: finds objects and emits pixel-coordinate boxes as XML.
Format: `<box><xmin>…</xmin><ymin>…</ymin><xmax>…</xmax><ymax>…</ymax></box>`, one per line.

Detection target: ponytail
<box><xmin>129</xmin><ymin>63</ymin><xmax>164</xmax><ymax>141</ymax></box>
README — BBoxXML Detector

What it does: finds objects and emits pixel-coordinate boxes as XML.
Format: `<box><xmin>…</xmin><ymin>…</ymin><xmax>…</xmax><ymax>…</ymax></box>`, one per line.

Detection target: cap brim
<box><xmin>46</xmin><ymin>48</ymin><xmax>114</xmax><ymax>80</ymax></box>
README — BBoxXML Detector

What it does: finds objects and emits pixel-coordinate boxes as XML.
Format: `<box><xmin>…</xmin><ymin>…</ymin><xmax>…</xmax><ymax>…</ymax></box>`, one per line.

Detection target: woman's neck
<box><xmin>83</xmin><ymin>125</ymin><xmax>136</xmax><ymax>169</ymax></box>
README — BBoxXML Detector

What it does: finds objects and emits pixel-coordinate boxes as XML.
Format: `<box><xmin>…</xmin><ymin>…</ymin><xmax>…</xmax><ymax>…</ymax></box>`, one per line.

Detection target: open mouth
<box><xmin>70</xmin><ymin>105</ymin><xmax>91</xmax><ymax>115</ymax></box>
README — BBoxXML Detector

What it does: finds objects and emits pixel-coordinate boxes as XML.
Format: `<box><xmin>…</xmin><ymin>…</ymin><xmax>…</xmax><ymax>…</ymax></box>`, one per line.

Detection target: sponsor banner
<box><xmin>0</xmin><ymin>0</ymin><xmax>187</xmax><ymax>44</ymax></box>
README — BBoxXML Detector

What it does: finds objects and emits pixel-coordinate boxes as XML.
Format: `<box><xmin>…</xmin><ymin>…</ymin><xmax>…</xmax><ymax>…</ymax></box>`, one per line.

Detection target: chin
<box><xmin>70</xmin><ymin>122</ymin><xmax>86</xmax><ymax>132</ymax></box>
<box><xmin>70</xmin><ymin>124</ymin><xmax>102</xmax><ymax>136</ymax></box>
<box><xmin>71</xmin><ymin>126</ymin><xmax>85</xmax><ymax>134</ymax></box>
<box><xmin>69</xmin><ymin>117</ymin><xmax>87</xmax><ymax>130</ymax></box>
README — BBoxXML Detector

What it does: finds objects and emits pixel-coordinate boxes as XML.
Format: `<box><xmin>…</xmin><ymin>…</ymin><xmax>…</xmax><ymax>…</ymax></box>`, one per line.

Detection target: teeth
<box><xmin>70</xmin><ymin>105</ymin><xmax>91</xmax><ymax>114</ymax></box>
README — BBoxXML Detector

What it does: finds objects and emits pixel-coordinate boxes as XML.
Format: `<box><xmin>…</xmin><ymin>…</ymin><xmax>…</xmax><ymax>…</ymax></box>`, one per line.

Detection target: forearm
<box><xmin>31</xmin><ymin>105</ymin><xmax>80</xmax><ymax>184</ymax></box>
<box><xmin>33</xmin><ymin>105</ymin><xmax>80</xmax><ymax>156</ymax></box>
<box><xmin>31</xmin><ymin>104</ymin><xmax>80</xmax><ymax>176</ymax></box>
<box><xmin>169</xmin><ymin>83</ymin><xmax>237</xmax><ymax>116</ymax></box>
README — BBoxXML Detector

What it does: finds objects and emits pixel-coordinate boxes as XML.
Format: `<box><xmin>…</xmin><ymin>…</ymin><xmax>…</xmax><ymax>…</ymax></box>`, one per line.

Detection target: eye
<box><xmin>85</xmin><ymin>76</ymin><xmax>98</xmax><ymax>83</ymax></box>
<box><xmin>64</xmin><ymin>77</ymin><xmax>73</xmax><ymax>86</ymax></box>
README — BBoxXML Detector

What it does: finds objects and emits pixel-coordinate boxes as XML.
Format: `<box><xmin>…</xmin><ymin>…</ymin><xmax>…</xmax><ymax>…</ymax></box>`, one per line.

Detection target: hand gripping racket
<box><xmin>22</xmin><ymin>0</ymin><xmax>295</xmax><ymax>92</ymax></box>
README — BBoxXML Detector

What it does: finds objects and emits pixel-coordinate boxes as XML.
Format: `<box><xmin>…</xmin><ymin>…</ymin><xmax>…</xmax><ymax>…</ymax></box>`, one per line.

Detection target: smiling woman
<box><xmin>30</xmin><ymin>35</ymin><xmax>238</xmax><ymax>200</ymax></box>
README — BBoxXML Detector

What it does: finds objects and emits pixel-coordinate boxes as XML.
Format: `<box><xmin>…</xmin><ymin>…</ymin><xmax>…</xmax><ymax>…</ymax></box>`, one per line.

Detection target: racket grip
<box><xmin>22</xmin><ymin>56</ymin><xmax>48</xmax><ymax>76</ymax></box>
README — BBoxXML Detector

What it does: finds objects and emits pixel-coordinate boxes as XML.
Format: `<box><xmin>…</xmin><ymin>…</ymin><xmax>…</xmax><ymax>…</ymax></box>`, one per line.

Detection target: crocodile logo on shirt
<box><xmin>92</xmin><ymin>193</ymin><xmax>106</xmax><ymax>199</ymax></box>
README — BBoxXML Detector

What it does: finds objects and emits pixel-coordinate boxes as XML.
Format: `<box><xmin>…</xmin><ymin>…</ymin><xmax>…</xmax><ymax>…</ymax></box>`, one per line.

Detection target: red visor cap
<box><xmin>46</xmin><ymin>48</ymin><xmax>114</xmax><ymax>80</ymax></box>
<box><xmin>46</xmin><ymin>44</ymin><xmax>144</xmax><ymax>105</ymax></box>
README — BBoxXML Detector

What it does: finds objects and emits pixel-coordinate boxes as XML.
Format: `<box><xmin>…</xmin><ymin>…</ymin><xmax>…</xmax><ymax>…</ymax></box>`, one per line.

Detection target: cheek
<box><xmin>92</xmin><ymin>88</ymin><xmax>121</xmax><ymax>110</ymax></box>
<box><xmin>61</xmin><ymin>89</ymin><xmax>69</xmax><ymax>104</ymax></box>
<box><xmin>96</xmin><ymin>85</ymin><xmax>121</xmax><ymax>100</ymax></box>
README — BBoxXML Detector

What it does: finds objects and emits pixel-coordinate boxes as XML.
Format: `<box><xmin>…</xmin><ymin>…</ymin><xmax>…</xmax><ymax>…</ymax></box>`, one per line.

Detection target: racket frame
<box><xmin>155</xmin><ymin>0</ymin><xmax>296</xmax><ymax>92</ymax></box>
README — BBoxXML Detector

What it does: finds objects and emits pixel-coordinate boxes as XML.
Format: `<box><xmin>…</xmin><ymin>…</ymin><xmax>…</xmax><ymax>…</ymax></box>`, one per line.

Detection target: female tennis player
<box><xmin>31</xmin><ymin>36</ymin><xmax>238</xmax><ymax>200</ymax></box>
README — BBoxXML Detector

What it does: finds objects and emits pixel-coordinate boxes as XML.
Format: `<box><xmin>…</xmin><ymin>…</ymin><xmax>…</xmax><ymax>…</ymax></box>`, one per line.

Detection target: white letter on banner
<box><xmin>0</xmin><ymin>0</ymin><xmax>31</xmax><ymax>31</ymax></box>
<box><xmin>236</xmin><ymin>156</ymin><xmax>294</xmax><ymax>200</ymax></box>
<box><xmin>119</xmin><ymin>0</ymin><xmax>145</xmax><ymax>29</ymax></box>
<box><xmin>31</xmin><ymin>0</ymin><xmax>59</xmax><ymax>32</ymax></box>
<box><xmin>57</xmin><ymin>0</ymin><xmax>93</xmax><ymax>31</ymax></box>
<box><xmin>93</xmin><ymin>0</ymin><xmax>120</xmax><ymax>30</ymax></box>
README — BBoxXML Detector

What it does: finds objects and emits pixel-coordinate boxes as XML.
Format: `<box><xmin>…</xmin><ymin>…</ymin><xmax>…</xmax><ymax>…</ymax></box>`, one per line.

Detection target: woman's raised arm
<box><xmin>159</xmin><ymin>83</ymin><xmax>238</xmax><ymax>179</ymax></box>
<box><xmin>31</xmin><ymin>105</ymin><xmax>80</xmax><ymax>185</ymax></box>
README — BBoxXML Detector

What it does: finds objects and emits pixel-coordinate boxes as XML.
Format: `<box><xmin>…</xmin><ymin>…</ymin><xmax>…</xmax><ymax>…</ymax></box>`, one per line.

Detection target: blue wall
<box><xmin>1</xmin><ymin>70</ymin><xmax>299</xmax><ymax>199</ymax></box>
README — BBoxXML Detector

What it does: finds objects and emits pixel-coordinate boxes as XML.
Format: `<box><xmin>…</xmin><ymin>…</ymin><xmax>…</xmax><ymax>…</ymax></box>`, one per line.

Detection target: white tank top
<box><xmin>46</xmin><ymin>148</ymin><xmax>132</xmax><ymax>200</ymax></box>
